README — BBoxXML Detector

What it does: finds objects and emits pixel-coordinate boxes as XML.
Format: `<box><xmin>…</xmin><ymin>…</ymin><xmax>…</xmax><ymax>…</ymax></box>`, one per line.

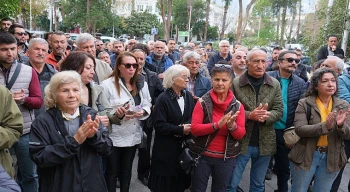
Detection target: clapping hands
<box><xmin>74</xmin><ymin>114</ymin><xmax>99</xmax><ymax>144</ymax></box>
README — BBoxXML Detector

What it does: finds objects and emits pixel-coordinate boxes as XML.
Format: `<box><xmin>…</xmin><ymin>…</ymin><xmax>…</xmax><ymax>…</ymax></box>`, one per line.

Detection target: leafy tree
<box><xmin>220</xmin><ymin>0</ymin><xmax>232</xmax><ymax>39</ymax></box>
<box><xmin>0</xmin><ymin>0</ymin><xmax>19</xmax><ymax>20</ymax></box>
<box><xmin>124</xmin><ymin>11</ymin><xmax>160</xmax><ymax>39</ymax></box>
<box><xmin>17</xmin><ymin>0</ymin><xmax>48</xmax><ymax>29</ymax></box>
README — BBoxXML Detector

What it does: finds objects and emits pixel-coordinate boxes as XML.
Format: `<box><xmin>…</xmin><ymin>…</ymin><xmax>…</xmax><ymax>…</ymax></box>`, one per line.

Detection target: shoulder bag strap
<box><xmin>6</xmin><ymin>63</ymin><xmax>22</xmax><ymax>90</ymax></box>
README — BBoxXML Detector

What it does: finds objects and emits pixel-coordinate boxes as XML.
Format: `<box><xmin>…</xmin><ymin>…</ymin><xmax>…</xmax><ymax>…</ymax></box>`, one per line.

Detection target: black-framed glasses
<box><xmin>121</xmin><ymin>63</ymin><xmax>138</xmax><ymax>69</ymax></box>
<box><xmin>215</xmin><ymin>64</ymin><xmax>232</xmax><ymax>69</ymax></box>
<box><xmin>15</xmin><ymin>32</ymin><xmax>26</xmax><ymax>36</ymax></box>
<box><xmin>279</xmin><ymin>58</ymin><xmax>300</xmax><ymax>63</ymax></box>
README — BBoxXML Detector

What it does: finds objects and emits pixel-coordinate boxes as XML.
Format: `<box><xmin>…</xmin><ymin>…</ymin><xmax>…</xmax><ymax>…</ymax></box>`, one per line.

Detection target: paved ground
<box><xmin>123</xmin><ymin>150</ymin><xmax>350</xmax><ymax>192</ymax></box>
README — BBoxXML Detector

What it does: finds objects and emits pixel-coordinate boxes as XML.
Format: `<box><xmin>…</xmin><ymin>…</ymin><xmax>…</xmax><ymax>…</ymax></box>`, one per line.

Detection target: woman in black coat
<box><xmin>148</xmin><ymin>65</ymin><xmax>195</xmax><ymax>192</ymax></box>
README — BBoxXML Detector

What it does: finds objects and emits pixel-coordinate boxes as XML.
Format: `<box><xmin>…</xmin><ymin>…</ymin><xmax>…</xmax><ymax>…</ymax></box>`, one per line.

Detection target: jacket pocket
<box><xmin>289</xmin><ymin>142</ymin><xmax>306</xmax><ymax>164</ymax></box>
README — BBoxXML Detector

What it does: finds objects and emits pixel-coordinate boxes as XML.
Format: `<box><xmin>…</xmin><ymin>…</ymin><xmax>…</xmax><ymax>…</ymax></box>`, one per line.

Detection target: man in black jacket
<box><xmin>317</xmin><ymin>35</ymin><xmax>344</xmax><ymax>61</ymax></box>
<box><xmin>267</xmin><ymin>50</ymin><xmax>306</xmax><ymax>192</ymax></box>
<box><xmin>132</xmin><ymin>48</ymin><xmax>163</xmax><ymax>186</ymax></box>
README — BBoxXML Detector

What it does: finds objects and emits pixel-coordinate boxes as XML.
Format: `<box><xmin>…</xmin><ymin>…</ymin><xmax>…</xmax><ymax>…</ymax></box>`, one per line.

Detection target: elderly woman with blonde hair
<box><xmin>148</xmin><ymin>65</ymin><xmax>195</xmax><ymax>192</ymax></box>
<box><xmin>29</xmin><ymin>71</ymin><xmax>113</xmax><ymax>192</ymax></box>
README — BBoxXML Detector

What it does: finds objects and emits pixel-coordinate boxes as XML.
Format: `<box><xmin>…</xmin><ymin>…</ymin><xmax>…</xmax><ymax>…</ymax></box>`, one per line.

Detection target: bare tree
<box><xmin>86</xmin><ymin>0</ymin><xmax>91</xmax><ymax>33</ymax></box>
<box><xmin>203</xmin><ymin>0</ymin><xmax>211</xmax><ymax>42</ymax></box>
<box><xmin>220</xmin><ymin>0</ymin><xmax>230</xmax><ymax>39</ymax></box>
<box><xmin>236</xmin><ymin>0</ymin><xmax>243</xmax><ymax>42</ymax></box>
<box><xmin>160</xmin><ymin>0</ymin><xmax>172</xmax><ymax>40</ymax></box>
<box><xmin>287</xmin><ymin>4</ymin><xmax>297</xmax><ymax>42</ymax></box>
<box><xmin>240</xmin><ymin>0</ymin><xmax>257</xmax><ymax>41</ymax></box>
<box><xmin>296</xmin><ymin>0</ymin><xmax>302</xmax><ymax>41</ymax></box>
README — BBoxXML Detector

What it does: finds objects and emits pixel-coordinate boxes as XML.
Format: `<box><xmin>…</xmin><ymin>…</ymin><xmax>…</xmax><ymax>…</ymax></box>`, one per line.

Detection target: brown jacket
<box><xmin>289</xmin><ymin>95</ymin><xmax>350</xmax><ymax>172</ymax></box>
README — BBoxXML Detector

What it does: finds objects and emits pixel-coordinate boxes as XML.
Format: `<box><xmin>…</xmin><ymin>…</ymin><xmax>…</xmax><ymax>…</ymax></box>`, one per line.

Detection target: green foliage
<box><xmin>207</xmin><ymin>26</ymin><xmax>219</xmax><ymax>40</ymax></box>
<box><xmin>0</xmin><ymin>0</ymin><xmax>19</xmax><ymax>19</ymax></box>
<box><xmin>124</xmin><ymin>11</ymin><xmax>160</xmax><ymax>38</ymax></box>
<box><xmin>173</xmin><ymin>0</ymin><xmax>205</xmax><ymax>31</ymax></box>
<box><xmin>34</xmin><ymin>11</ymin><xmax>50</xmax><ymax>31</ymax></box>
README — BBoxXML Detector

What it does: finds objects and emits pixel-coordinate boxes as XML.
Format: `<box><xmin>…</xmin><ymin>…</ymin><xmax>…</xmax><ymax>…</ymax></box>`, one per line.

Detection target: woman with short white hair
<box><xmin>148</xmin><ymin>65</ymin><xmax>195</xmax><ymax>192</ymax></box>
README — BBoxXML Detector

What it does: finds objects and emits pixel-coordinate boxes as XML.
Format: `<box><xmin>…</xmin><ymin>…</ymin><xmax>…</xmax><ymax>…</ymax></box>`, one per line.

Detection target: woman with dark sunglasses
<box><xmin>101</xmin><ymin>52</ymin><xmax>152</xmax><ymax>192</ymax></box>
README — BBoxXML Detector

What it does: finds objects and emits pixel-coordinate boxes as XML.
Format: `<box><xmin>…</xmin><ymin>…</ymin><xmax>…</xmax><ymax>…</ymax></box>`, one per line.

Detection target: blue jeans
<box><xmin>290</xmin><ymin>151</ymin><xmax>340</xmax><ymax>192</ymax></box>
<box><xmin>192</xmin><ymin>155</ymin><xmax>236</xmax><ymax>192</ymax></box>
<box><xmin>13</xmin><ymin>133</ymin><xmax>38</xmax><ymax>192</ymax></box>
<box><xmin>226</xmin><ymin>146</ymin><xmax>271</xmax><ymax>192</ymax></box>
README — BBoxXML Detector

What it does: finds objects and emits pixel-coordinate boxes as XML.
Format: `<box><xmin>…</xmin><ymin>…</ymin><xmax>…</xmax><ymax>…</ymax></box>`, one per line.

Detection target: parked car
<box><xmin>101</xmin><ymin>36</ymin><xmax>117</xmax><ymax>43</ymax></box>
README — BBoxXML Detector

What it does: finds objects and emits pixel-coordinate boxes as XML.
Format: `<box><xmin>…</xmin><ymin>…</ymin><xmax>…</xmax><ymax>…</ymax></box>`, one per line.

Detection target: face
<box><xmin>78</xmin><ymin>40</ymin><xmax>96</xmax><ymax>56</ymax></box>
<box><xmin>320</xmin><ymin>58</ymin><xmax>340</xmax><ymax>74</ymax></box>
<box><xmin>188</xmin><ymin>42</ymin><xmax>195</xmax><ymax>48</ymax></box>
<box><xmin>278</xmin><ymin>53</ymin><xmax>298</xmax><ymax>74</ymax></box>
<box><xmin>167</xmin><ymin>40</ymin><xmax>176</xmax><ymax>51</ymax></box>
<box><xmin>328</xmin><ymin>36</ymin><xmax>338</xmax><ymax>47</ymax></box>
<box><xmin>80</xmin><ymin>58</ymin><xmax>95</xmax><ymax>84</ymax></box>
<box><xmin>246</xmin><ymin>51</ymin><xmax>267</xmax><ymax>78</ymax></box>
<box><xmin>118</xmin><ymin>56</ymin><xmax>138</xmax><ymax>79</ymax></box>
<box><xmin>106</xmin><ymin>43</ymin><xmax>113</xmax><ymax>51</ymax></box>
<box><xmin>51</xmin><ymin>34</ymin><xmax>67</xmax><ymax>55</ymax></box>
<box><xmin>1</xmin><ymin>20</ymin><xmax>12</xmax><ymax>31</ymax></box>
<box><xmin>0</xmin><ymin>43</ymin><xmax>17</xmax><ymax>65</ymax></box>
<box><xmin>148</xmin><ymin>41</ymin><xmax>154</xmax><ymax>51</ymax></box>
<box><xmin>231</xmin><ymin>51</ymin><xmax>247</xmax><ymax>70</ymax></box>
<box><xmin>184</xmin><ymin>57</ymin><xmax>200</xmax><ymax>76</ymax></box>
<box><xmin>99</xmin><ymin>53</ymin><xmax>111</xmax><ymax>64</ymax></box>
<box><xmin>154</xmin><ymin>42</ymin><xmax>165</xmax><ymax>57</ymax></box>
<box><xmin>127</xmin><ymin>40</ymin><xmax>136</xmax><ymax>50</ymax></box>
<box><xmin>296</xmin><ymin>51</ymin><xmax>302</xmax><ymax>60</ymax></box>
<box><xmin>13</xmin><ymin>27</ymin><xmax>26</xmax><ymax>43</ymax></box>
<box><xmin>173</xmin><ymin>71</ymin><xmax>189</xmax><ymax>90</ymax></box>
<box><xmin>55</xmin><ymin>82</ymin><xmax>81</xmax><ymax>112</ymax></box>
<box><xmin>113</xmin><ymin>43</ymin><xmax>124</xmax><ymax>54</ymax></box>
<box><xmin>178</xmin><ymin>46</ymin><xmax>183</xmax><ymax>52</ymax></box>
<box><xmin>219</xmin><ymin>42</ymin><xmax>230</xmax><ymax>55</ymax></box>
<box><xmin>272</xmin><ymin>49</ymin><xmax>280</xmax><ymax>60</ymax></box>
<box><xmin>27</xmin><ymin>42</ymin><xmax>49</xmax><ymax>65</ymax></box>
<box><xmin>316</xmin><ymin>73</ymin><xmax>337</xmax><ymax>97</ymax></box>
<box><xmin>95</xmin><ymin>41</ymin><xmax>104</xmax><ymax>51</ymax></box>
<box><xmin>206</xmin><ymin>44</ymin><xmax>211</xmax><ymax>50</ymax></box>
<box><xmin>211</xmin><ymin>72</ymin><xmax>232</xmax><ymax>94</ymax></box>
<box><xmin>65</xmin><ymin>34</ymin><xmax>70</xmax><ymax>40</ymax></box>
<box><xmin>133</xmin><ymin>51</ymin><xmax>146</xmax><ymax>68</ymax></box>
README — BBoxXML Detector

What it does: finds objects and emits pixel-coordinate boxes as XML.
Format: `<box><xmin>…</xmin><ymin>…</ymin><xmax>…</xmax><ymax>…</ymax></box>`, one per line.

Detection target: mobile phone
<box><xmin>122</xmin><ymin>101</ymin><xmax>130</xmax><ymax>108</ymax></box>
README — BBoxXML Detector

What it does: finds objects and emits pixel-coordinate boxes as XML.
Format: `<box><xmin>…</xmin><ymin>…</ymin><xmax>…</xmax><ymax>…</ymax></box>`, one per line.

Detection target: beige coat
<box><xmin>289</xmin><ymin>95</ymin><xmax>350</xmax><ymax>172</ymax></box>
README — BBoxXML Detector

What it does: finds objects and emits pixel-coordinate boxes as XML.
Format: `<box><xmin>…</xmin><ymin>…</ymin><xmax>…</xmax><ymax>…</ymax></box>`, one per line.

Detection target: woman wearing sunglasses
<box><xmin>101</xmin><ymin>52</ymin><xmax>152</xmax><ymax>192</ymax></box>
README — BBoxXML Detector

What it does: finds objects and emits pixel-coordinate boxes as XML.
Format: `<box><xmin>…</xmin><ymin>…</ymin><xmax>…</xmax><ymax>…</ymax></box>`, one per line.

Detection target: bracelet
<box><xmin>228</xmin><ymin>122</ymin><xmax>238</xmax><ymax>132</ymax></box>
<box><xmin>212</xmin><ymin>122</ymin><xmax>218</xmax><ymax>131</ymax></box>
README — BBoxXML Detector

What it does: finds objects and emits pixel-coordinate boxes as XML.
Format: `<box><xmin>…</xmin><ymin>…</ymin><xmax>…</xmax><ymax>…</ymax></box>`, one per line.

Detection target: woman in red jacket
<box><xmin>190</xmin><ymin>64</ymin><xmax>246</xmax><ymax>192</ymax></box>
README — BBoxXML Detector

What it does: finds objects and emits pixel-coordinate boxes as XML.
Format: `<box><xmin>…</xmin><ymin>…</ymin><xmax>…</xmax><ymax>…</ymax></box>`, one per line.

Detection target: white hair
<box><xmin>182</xmin><ymin>51</ymin><xmax>200</xmax><ymax>64</ymax></box>
<box><xmin>28</xmin><ymin>38</ymin><xmax>48</xmax><ymax>50</ymax></box>
<box><xmin>219</xmin><ymin>40</ymin><xmax>230</xmax><ymax>47</ymax></box>
<box><xmin>44</xmin><ymin>71</ymin><xmax>83</xmax><ymax>109</ymax></box>
<box><xmin>162</xmin><ymin>65</ymin><xmax>190</xmax><ymax>89</ymax></box>
<box><xmin>76</xmin><ymin>33</ymin><xmax>94</xmax><ymax>48</ymax></box>
<box><xmin>246</xmin><ymin>49</ymin><xmax>267</xmax><ymax>61</ymax></box>
<box><xmin>326</xmin><ymin>56</ymin><xmax>344</xmax><ymax>70</ymax></box>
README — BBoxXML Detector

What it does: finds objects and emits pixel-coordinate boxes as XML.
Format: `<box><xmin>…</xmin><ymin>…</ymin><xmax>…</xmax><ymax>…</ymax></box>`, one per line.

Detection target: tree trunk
<box><xmin>220</xmin><ymin>1</ymin><xmax>229</xmax><ymax>40</ymax></box>
<box><xmin>276</xmin><ymin>8</ymin><xmax>281</xmax><ymax>43</ymax></box>
<box><xmin>203</xmin><ymin>0</ymin><xmax>211</xmax><ymax>42</ymax></box>
<box><xmin>280</xmin><ymin>6</ymin><xmax>287</xmax><ymax>46</ymax></box>
<box><xmin>288</xmin><ymin>4</ymin><xmax>297</xmax><ymax>43</ymax></box>
<box><xmin>86</xmin><ymin>0</ymin><xmax>91</xmax><ymax>33</ymax></box>
<box><xmin>187</xmin><ymin>0</ymin><xmax>191</xmax><ymax>41</ymax></box>
<box><xmin>296</xmin><ymin>0</ymin><xmax>302</xmax><ymax>41</ymax></box>
<box><xmin>240</xmin><ymin>0</ymin><xmax>257</xmax><ymax>41</ymax></box>
<box><xmin>236</xmin><ymin>0</ymin><xmax>243</xmax><ymax>42</ymax></box>
<box><xmin>160</xmin><ymin>0</ymin><xmax>170</xmax><ymax>40</ymax></box>
<box><xmin>167</xmin><ymin>0</ymin><xmax>173</xmax><ymax>41</ymax></box>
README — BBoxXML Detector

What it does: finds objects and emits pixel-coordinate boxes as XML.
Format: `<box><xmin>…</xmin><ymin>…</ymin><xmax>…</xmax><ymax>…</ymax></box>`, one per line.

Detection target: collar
<box><xmin>238</xmin><ymin>71</ymin><xmax>274</xmax><ymax>87</ymax></box>
<box><xmin>62</xmin><ymin>107</ymin><xmax>80</xmax><ymax>121</ymax></box>
<box><xmin>167</xmin><ymin>87</ymin><xmax>185</xmax><ymax>100</ymax></box>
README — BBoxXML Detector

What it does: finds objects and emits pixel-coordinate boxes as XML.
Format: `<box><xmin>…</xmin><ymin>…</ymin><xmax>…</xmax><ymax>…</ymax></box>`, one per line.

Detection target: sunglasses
<box><xmin>121</xmin><ymin>63</ymin><xmax>138</xmax><ymax>69</ymax></box>
<box><xmin>215</xmin><ymin>64</ymin><xmax>232</xmax><ymax>69</ymax></box>
<box><xmin>15</xmin><ymin>32</ymin><xmax>27</xmax><ymax>36</ymax></box>
<box><xmin>279</xmin><ymin>58</ymin><xmax>300</xmax><ymax>63</ymax></box>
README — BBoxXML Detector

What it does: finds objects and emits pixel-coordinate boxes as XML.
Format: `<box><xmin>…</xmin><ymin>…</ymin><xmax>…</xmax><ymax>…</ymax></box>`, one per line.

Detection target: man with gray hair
<box><xmin>320</xmin><ymin>55</ymin><xmax>344</xmax><ymax>76</ymax></box>
<box><xmin>207</xmin><ymin>40</ymin><xmax>232</xmax><ymax>73</ymax></box>
<box><xmin>227</xmin><ymin>49</ymin><xmax>283</xmax><ymax>192</ymax></box>
<box><xmin>27</xmin><ymin>38</ymin><xmax>57</xmax><ymax>117</ymax></box>
<box><xmin>145</xmin><ymin>40</ymin><xmax>173</xmax><ymax>79</ymax></box>
<box><xmin>45</xmin><ymin>31</ymin><xmax>68</xmax><ymax>69</ymax></box>
<box><xmin>98</xmin><ymin>51</ymin><xmax>111</xmax><ymax>65</ymax></box>
<box><xmin>182</xmin><ymin>51</ymin><xmax>211</xmax><ymax>99</ymax></box>
<box><xmin>76</xmin><ymin>33</ymin><xmax>112</xmax><ymax>84</ymax></box>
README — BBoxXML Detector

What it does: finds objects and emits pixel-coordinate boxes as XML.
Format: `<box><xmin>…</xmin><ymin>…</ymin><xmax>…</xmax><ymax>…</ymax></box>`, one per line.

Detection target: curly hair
<box><xmin>305</xmin><ymin>68</ymin><xmax>338</xmax><ymax>97</ymax></box>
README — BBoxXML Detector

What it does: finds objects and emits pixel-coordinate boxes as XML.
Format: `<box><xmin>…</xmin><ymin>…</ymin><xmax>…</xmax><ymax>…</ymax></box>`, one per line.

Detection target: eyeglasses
<box><xmin>187</xmin><ymin>61</ymin><xmax>200</xmax><ymax>65</ymax></box>
<box><xmin>215</xmin><ymin>64</ymin><xmax>232</xmax><ymax>69</ymax></box>
<box><xmin>96</xmin><ymin>44</ymin><xmax>103</xmax><ymax>46</ymax></box>
<box><xmin>279</xmin><ymin>58</ymin><xmax>300</xmax><ymax>63</ymax></box>
<box><xmin>15</xmin><ymin>32</ymin><xmax>26</xmax><ymax>36</ymax></box>
<box><xmin>121</xmin><ymin>63</ymin><xmax>138</xmax><ymax>69</ymax></box>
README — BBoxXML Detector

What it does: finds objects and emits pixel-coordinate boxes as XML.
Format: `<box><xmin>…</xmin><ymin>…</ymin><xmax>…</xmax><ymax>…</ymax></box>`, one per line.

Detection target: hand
<box><xmin>227</xmin><ymin>111</ymin><xmax>240</xmax><ymax>128</ymax></box>
<box><xmin>73</xmin><ymin>115</ymin><xmax>99</xmax><ymax>144</ymax></box>
<box><xmin>336</xmin><ymin>109</ymin><xmax>350</xmax><ymax>127</ymax></box>
<box><xmin>285</xmin><ymin>144</ymin><xmax>294</xmax><ymax>149</ymax></box>
<box><xmin>98</xmin><ymin>115</ymin><xmax>109</xmax><ymax>126</ymax></box>
<box><xmin>86</xmin><ymin>115</ymin><xmax>99</xmax><ymax>138</ymax></box>
<box><xmin>115</xmin><ymin>104</ymin><xmax>129</xmax><ymax>118</ymax></box>
<box><xmin>218</xmin><ymin>111</ymin><xmax>233</xmax><ymax>128</ymax></box>
<box><xmin>133</xmin><ymin>110</ymin><xmax>144</xmax><ymax>119</ymax></box>
<box><xmin>331</xmin><ymin>45</ymin><xmax>337</xmax><ymax>51</ymax></box>
<box><xmin>183</xmin><ymin>124</ymin><xmax>191</xmax><ymax>135</ymax></box>
<box><xmin>12</xmin><ymin>88</ymin><xmax>25</xmax><ymax>104</ymax></box>
<box><xmin>56</xmin><ymin>52</ymin><xmax>66</xmax><ymax>71</ymax></box>
<box><xmin>326</xmin><ymin>111</ymin><xmax>337</xmax><ymax>130</ymax></box>
<box><xmin>248</xmin><ymin>103</ymin><xmax>270</xmax><ymax>122</ymax></box>
<box><xmin>191</xmin><ymin>92</ymin><xmax>199</xmax><ymax>100</ymax></box>
<box><xmin>158</xmin><ymin>73</ymin><xmax>164</xmax><ymax>79</ymax></box>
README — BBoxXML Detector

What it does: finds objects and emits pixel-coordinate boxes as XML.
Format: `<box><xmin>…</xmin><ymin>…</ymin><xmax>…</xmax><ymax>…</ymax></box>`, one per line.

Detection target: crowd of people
<box><xmin>0</xmin><ymin>17</ymin><xmax>350</xmax><ymax>192</ymax></box>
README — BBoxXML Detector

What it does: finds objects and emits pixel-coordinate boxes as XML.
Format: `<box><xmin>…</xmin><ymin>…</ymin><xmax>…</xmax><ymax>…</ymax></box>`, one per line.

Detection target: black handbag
<box><xmin>179</xmin><ymin>148</ymin><xmax>197</xmax><ymax>174</ymax></box>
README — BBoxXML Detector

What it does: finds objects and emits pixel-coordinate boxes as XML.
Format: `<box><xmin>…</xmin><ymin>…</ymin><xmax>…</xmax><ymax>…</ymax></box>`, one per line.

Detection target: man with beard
<box><xmin>1</xmin><ymin>18</ymin><xmax>12</xmax><ymax>31</ymax></box>
<box><xmin>98</xmin><ymin>51</ymin><xmax>112</xmax><ymax>66</ymax></box>
<box><xmin>317</xmin><ymin>35</ymin><xmax>344</xmax><ymax>61</ymax></box>
<box><xmin>0</xmin><ymin>31</ymin><xmax>42</xmax><ymax>192</ymax></box>
<box><xmin>9</xmin><ymin>24</ymin><xmax>28</xmax><ymax>56</ymax></box>
<box><xmin>45</xmin><ymin>31</ymin><xmax>69</xmax><ymax>69</ymax></box>
<box><xmin>167</xmin><ymin>39</ymin><xmax>180</xmax><ymax>63</ymax></box>
<box><xmin>26</xmin><ymin>38</ymin><xmax>57</xmax><ymax>117</ymax></box>
<box><xmin>231</xmin><ymin>50</ymin><xmax>247</xmax><ymax>77</ymax></box>
<box><xmin>267</xmin><ymin>50</ymin><xmax>306</xmax><ymax>192</ymax></box>
<box><xmin>95</xmin><ymin>39</ymin><xmax>105</xmax><ymax>58</ymax></box>
<box><xmin>110</xmin><ymin>40</ymin><xmax>124</xmax><ymax>68</ymax></box>
<box><xmin>145</xmin><ymin>41</ymin><xmax>173</xmax><ymax>80</ymax></box>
